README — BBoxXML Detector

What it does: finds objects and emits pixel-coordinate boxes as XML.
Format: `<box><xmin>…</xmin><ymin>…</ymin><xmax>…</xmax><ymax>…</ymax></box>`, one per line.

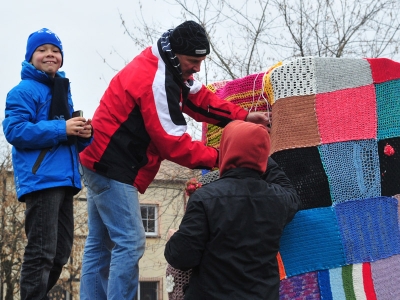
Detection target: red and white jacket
<box><xmin>80</xmin><ymin>42</ymin><xmax>248</xmax><ymax>193</ymax></box>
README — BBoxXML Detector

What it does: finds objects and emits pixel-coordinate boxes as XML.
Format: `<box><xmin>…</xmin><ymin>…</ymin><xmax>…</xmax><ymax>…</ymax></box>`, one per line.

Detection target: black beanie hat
<box><xmin>169</xmin><ymin>21</ymin><xmax>210</xmax><ymax>57</ymax></box>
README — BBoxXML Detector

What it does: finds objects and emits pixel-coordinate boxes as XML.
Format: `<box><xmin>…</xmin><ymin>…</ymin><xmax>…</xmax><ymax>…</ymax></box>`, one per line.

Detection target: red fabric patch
<box><xmin>316</xmin><ymin>85</ymin><xmax>377</xmax><ymax>144</ymax></box>
<box><xmin>366</xmin><ymin>58</ymin><xmax>400</xmax><ymax>84</ymax></box>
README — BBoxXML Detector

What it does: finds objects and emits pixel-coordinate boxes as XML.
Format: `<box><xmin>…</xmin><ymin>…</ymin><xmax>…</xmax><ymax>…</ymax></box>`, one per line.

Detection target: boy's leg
<box><xmin>20</xmin><ymin>188</ymin><xmax>65</xmax><ymax>300</ymax></box>
<box><xmin>47</xmin><ymin>189</ymin><xmax>74</xmax><ymax>293</ymax></box>
<box><xmin>80</xmin><ymin>167</ymin><xmax>115</xmax><ymax>300</ymax></box>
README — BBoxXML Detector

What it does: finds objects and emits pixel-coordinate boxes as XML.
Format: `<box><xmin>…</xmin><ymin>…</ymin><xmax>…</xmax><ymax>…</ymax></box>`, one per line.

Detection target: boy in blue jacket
<box><xmin>2</xmin><ymin>28</ymin><xmax>93</xmax><ymax>300</ymax></box>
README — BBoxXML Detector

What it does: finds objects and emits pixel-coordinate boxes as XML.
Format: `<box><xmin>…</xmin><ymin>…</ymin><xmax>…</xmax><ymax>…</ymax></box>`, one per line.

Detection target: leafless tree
<box><xmin>110</xmin><ymin>0</ymin><xmax>399</xmax><ymax>83</ymax></box>
<box><xmin>0</xmin><ymin>143</ymin><xmax>24</xmax><ymax>300</ymax></box>
<box><xmin>273</xmin><ymin>0</ymin><xmax>400</xmax><ymax>58</ymax></box>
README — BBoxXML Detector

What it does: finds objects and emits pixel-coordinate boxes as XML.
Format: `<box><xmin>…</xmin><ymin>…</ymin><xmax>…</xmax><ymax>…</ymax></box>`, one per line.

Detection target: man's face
<box><xmin>175</xmin><ymin>54</ymin><xmax>206</xmax><ymax>81</ymax></box>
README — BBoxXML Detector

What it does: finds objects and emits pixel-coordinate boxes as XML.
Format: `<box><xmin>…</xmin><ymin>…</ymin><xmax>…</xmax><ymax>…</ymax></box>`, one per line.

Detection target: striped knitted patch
<box><xmin>319</xmin><ymin>264</ymin><xmax>377</xmax><ymax>300</ymax></box>
<box><xmin>204</xmin><ymin>72</ymin><xmax>270</xmax><ymax>149</ymax></box>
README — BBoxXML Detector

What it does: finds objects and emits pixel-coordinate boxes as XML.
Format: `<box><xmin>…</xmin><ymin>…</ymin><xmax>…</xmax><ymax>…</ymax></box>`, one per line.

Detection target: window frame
<box><xmin>140</xmin><ymin>204</ymin><xmax>159</xmax><ymax>237</ymax></box>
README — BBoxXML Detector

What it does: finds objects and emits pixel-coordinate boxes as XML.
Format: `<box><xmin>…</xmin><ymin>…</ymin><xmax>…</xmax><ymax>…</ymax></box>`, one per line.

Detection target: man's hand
<box><xmin>245</xmin><ymin>112</ymin><xmax>272</xmax><ymax>130</ymax></box>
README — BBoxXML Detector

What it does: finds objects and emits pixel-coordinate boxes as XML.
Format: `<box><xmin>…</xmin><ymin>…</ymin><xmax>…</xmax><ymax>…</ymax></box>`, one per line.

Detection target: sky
<box><xmin>0</xmin><ymin>0</ymin><xmax>181</xmax><ymax>122</ymax></box>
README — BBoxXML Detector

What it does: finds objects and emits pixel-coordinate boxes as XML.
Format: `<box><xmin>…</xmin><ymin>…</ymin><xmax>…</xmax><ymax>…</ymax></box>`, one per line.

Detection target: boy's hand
<box><xmin>66</xmin><ymin>117</ymin><xmax>92</xmax><ymax>138</ymax></box>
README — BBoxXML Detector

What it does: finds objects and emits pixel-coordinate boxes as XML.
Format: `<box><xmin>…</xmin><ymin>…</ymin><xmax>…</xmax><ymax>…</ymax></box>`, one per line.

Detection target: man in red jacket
<box><xmin>165</xmin><ymin>120</ymin><xmax>300</xmax><ymax>300</ymax></box>
<box><xmin>79</xmin><ymin>20</ymin><xmax>270</xmax><ymax>300</ymax></box>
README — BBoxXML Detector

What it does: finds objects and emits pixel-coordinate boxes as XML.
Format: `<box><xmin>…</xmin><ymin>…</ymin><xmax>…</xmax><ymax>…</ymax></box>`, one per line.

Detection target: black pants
<box><xmin>20</xmin><ymin>187</ymin><xmax>74</xmax><ymax>300</ymax></box>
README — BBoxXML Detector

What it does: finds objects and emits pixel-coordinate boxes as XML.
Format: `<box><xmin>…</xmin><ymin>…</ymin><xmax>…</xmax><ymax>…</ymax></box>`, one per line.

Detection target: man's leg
<box><xmin>99</xmin><ymin>178</ymin><xmax>146</xmax><ymax>300</ymax></box>
<box><xmin>80</xmin><ymin>167</ymin><xmax>114</xmax><ymax>300</ymax></box>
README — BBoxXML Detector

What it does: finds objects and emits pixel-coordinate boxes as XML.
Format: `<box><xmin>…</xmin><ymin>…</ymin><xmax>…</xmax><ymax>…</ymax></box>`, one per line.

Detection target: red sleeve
<box><xmin>183</xmin><ymin>79</ymin><xmax>249</xmax><ymax>126</ymax></box>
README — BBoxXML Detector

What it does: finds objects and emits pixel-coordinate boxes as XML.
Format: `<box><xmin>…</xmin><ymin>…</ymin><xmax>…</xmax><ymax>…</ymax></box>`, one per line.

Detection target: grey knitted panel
<box><xmin>270</xmin><ymin>57</ymin><xmax>316</xmax><ymax>101</ymax></box>
<box><xmin>199</xmin><ymin>170</ymin><xmax>220</xmax><ymax>185</ymax></box>
<box><xmin>314</xmin><ymin>58</ymin><xmax>373</xmax><ymax>94</ymax></box>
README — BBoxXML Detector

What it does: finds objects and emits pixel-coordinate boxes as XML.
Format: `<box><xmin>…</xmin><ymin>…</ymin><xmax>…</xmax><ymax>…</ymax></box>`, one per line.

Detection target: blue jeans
<box><xmin>80</xmin><ymin>166</ymin><xmax>146</xmax><ymax>300</ymax></box>
<box><xmin>20</xmin><ymin>187</ymin><xmax>74</xmax><ymax>300</ymax></box>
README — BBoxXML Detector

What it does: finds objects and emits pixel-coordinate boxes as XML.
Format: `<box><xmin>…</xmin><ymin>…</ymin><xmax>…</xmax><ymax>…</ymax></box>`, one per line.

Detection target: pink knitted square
<box><xmin>316</xmin><ymin>85</ymin><xmax>377</xmax><ymax>144</ymax></box>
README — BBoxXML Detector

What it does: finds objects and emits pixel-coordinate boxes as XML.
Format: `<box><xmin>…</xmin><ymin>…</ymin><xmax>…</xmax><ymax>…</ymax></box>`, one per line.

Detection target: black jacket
<box><xmin>164</xmin><ymin>158</ymin><xmax>300</xmax><ymax>300</ymax></box>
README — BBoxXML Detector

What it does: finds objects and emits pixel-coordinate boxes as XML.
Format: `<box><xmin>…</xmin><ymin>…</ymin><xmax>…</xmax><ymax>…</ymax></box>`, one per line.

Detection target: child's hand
<box><xmin>78</xmin><ymin>118</ymin><xmax>93</xmax><ymax>138</ymax></box>
<box><xmin>66</xmin><ymin>117</ymin><xmax>92</xmax><ymax>138</ymax></box>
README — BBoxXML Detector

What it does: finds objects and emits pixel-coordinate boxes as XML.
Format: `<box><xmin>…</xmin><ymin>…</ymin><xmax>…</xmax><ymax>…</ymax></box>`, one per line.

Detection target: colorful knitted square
<box><xmin>334</xmin><ymin>197</ymin><xmax>400</xmax><ymax>264</ymax></box>
<box><xmin>200</xmin><ymin>57</ymin><xmax>400</xmax><ymax>299</ymax></box>
<box><xmin>279</xmin><ymin>272</ymin><xmax>321</xmax><ymax>300</ymax></box>
<box><xmin>316</xmin><ymin>85</ymin><xmax>377</xmax><ymax>144</ymax></box>
<box><xmin>269</xmin><ymin>95</ymin><xmax>321</xmax><ymax>154</ymax></box>
<box><xmin>371</xmin><ymin>254</ymin><xmax>400</xmax><ymax>299</ymax></box>
<box><xmin>366</xmin><ymin>58</ymin><xmax>400</xmax><ymax>83</ymax></box>
<box><xmin>314</xmin><ymin>57</ymin><xmax>373</xmax><ymax>93</ymax></box>
<box><xmin>378</xmin><ymin>137</ymin><xmax>400</xmax><ymax>196</ymax></box>
<box><xmin>318</xmin><ymin>264</ymin><xmax>378</xmax><ymax>300</ymax></box>
<box><xmin>270</xmin><ymin>57</ymin><xmax>316</xmax><ymax>103</ymax></box>
<box><xmin>318</xmin><ymin>140</ymin><xmax>381</xmax><ymax>204</ymax></box>
<box><xmin>271</xmin><ymin>147</ymin><xmax>332</xmax><ymax>209</ymax></box>
<box><xmin>205</xmin><ymin>72</ymin><xmax>270</xmax><ymax>149</ymax></box>
<box><xmin>279</xmin><ymin>207</ymin><xmax>346</xmax><ymax>277</ymax></box>
<box><xmin>376</xmin><ymin>79</ymin><xmax>400</xmax><ymax>140</ymax></box>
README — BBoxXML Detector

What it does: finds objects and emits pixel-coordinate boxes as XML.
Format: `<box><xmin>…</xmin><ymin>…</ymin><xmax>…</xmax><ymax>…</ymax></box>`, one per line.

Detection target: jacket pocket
<box><xmin>32</xmin><ymin>148</ymin><xmax>51</xmax><ymax>174</ymax></box>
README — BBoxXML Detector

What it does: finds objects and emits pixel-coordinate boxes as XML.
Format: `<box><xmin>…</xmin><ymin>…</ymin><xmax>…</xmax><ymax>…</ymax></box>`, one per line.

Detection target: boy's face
<box><xmin>30</xmin><ymin>44</ymin><xmax>62</xmax><ymax>78</ymax></box>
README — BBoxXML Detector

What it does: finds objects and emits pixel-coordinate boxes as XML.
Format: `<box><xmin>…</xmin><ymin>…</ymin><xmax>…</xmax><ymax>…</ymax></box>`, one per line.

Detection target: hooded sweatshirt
<box><xmin>165</xmin><ymin>120</ymin><xmax>300</xmax><ymax>300</ymax></box>
<box><xmin>219</xmin><ymin>120</ymin><xmax>270</xmax><ymax>175</ymax></box>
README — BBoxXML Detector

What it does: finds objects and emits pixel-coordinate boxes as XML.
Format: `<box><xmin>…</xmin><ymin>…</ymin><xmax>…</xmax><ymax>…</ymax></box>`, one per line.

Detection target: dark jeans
<box><xmin>20</xmin><ymin>187</ymin><xmax>74</xmax><ymax>300</ymax></box>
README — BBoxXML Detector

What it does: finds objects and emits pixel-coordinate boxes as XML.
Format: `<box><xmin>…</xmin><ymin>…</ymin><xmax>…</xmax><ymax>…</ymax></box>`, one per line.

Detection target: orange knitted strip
<box><xmin>277</xmin><ymin>252</ymin><xmax>286</xmax><ymax>280</ymax></box>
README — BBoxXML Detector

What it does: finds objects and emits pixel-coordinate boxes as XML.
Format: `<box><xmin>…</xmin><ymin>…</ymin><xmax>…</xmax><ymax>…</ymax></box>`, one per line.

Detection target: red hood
<box><xmin>219</xmin><ymin>120</ymin><xmax>270</xmax><ymax>176</ymax></box>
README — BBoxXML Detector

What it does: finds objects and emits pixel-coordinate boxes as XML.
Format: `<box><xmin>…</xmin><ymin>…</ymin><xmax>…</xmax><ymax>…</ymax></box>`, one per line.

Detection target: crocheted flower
<box><xmin>166</xmin><ymin>274</ymin><xmax>175</xmax><ymax>293</ymax></box>
<box><xmin>384</xmin><ymin>144</ymin><xmax>395</xmax><ymax>156</ymax></box>
<box><xmin>185</xmin><ymin>178</ymin><xmax>202</xmax><ymax>196</ymax></box>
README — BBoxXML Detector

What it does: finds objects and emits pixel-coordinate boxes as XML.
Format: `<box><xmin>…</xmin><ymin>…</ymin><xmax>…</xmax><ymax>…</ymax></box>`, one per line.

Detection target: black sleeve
<box><xmin>164</xmin><ymin>196</ymin><xmax>209</xmax><ymax>271</ymax></box>
<box><xmin>261</xmin><ymin>157</ymin><xmax>301</xmax><ymax>222</ymax></box>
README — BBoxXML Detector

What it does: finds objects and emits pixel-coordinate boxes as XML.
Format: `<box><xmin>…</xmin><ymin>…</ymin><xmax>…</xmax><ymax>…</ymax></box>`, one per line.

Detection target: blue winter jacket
<box><xmin>2</xmin><ymin>61</ymin><xmax>92</xmax><ymax>201</ymax></box>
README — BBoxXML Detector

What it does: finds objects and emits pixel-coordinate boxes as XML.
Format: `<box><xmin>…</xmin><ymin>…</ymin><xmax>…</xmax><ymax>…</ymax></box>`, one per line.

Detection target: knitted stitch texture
<box><xmin>202</xmin><ymin>57</ymin><xmax>400</xmax><ymax>299</ymax></box>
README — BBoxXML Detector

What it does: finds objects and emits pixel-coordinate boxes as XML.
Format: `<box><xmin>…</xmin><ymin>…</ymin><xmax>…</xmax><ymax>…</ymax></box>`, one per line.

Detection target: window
<box><xmin>135</xmin><ymin>281</ymin><xmax>159</xmax><ymax>300</ymax></box>
<box><xmin>141</xmin><ymin>205</ymin><xmax>158</xmax><ymax>237</ymax></box>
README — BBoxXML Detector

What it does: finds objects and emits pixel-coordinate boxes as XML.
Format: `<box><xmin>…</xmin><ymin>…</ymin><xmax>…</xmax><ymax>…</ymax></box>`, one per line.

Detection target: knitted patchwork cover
<box><xmin>199</xmin><ymin>57</ymin><xmax>400</xmax><ymax>300</ymax></box>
